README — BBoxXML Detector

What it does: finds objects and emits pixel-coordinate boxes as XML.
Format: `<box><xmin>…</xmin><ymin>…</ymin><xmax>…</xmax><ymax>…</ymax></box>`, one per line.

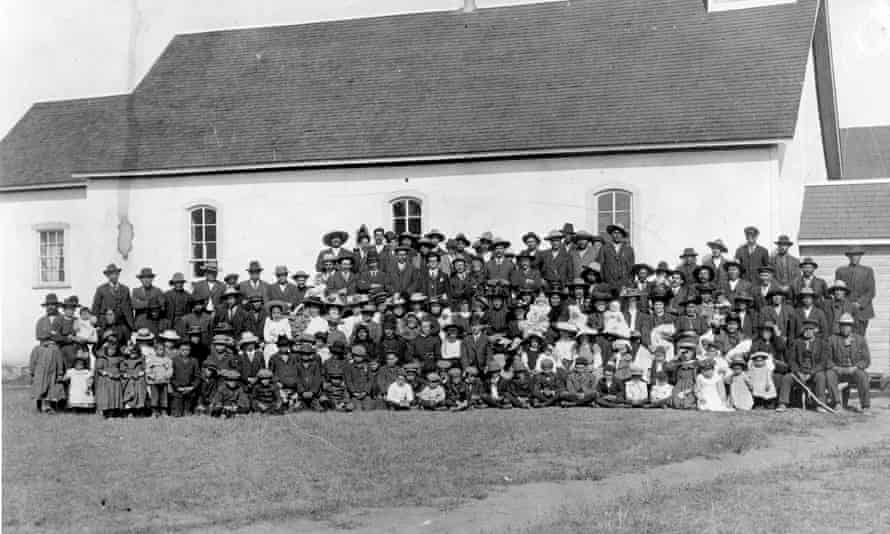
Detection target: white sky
<box><xmin>1</xmin><ymin>0</ymin><xmax>889</xmax><ymax>138</ymax></box>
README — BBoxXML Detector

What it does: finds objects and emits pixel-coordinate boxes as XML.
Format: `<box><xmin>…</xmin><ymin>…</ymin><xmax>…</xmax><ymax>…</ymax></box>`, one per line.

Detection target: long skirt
<box><xmin>94</xmin><ymin>376</ymin><xmax>123</xmax><ymax>411</ymax></box>
<box><xmin>121</xmin><ymin>377</ymin><xmax>147</xmax><ymax>409</ymax></box>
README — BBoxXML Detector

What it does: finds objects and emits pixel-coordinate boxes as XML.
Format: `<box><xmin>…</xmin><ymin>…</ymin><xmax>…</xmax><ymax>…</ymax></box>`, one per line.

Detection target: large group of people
<box><xmin>29</xmin><ymin>222</ymin><xmax>877</xmax><ymax>417</ymax></box>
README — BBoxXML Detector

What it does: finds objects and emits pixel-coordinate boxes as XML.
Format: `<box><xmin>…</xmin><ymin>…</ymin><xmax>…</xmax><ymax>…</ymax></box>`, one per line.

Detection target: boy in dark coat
<box><xmin>169</xmin><ymin>341</ymin><xmax>201</xmax><ymax>417</ymax></box>
<box><xmin>251</xmin><ymin>369</ymin><xmax>282</xmax><ymax>414</ymax></box>
<box><xmin>345</xmin><ymin>346</ymin><xmax>374</xmax><ymax>410</ymax></box>
<box><xmin>408</xmin><ymin>319</ymin><xmax>442</xmax><ymax>374</ymax></box>
<box><xmin>209</xmin><ymin>369</ymin><xmax>251</xmax><ymax>417</ymax></box>
<box><xmin>294</xmin><ymin>343</ymin><xmax>324</xmax><ymax>411</ymax></box>
<box><xmin>531</xmin><ymin>359</ymin><xmax>563</xmax><ymax>407</ymax></box>
<box><xmin>777</xmin><ymin>319</ymin><xmax>832</xmax><ymax>411</ymax></box>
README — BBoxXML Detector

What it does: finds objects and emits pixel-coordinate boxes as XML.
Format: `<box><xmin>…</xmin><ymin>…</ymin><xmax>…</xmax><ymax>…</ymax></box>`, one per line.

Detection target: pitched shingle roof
<box><xmin>799</xmin><ymin>182</ymin><xmax>890</xmax><ymax>240</ymax></box>
<box><xmin>2</xmin><ymin>0</ymin><xmax>819</xmax><ymax>189</ymax></box>
<box><xmin>0</xmin><ymin>95</ymin><xmax>130</xmax><ymax>189</ymax></box>
<box><xmin>841</xmin><ymin>126</ymin><xmax>890</xmax><ymax>179</ymax></box>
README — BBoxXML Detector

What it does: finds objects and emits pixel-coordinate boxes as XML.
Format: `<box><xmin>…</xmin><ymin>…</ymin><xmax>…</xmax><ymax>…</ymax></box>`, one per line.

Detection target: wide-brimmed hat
<box><xmin>201</xmin><ymin>262</ymin><xmax>219</xmax><ymax>274</ymax></box>
<box><xmin>568</xmin><ymin>278</ymin><xmax>589</xmax><ymax>290</ymax></box>
<box><xmin>722</xmin><ymin>259</ymin><xmax>743</xmax><ymax>271</ymax></box>
<box><xmin>734</xmin><ymin>292</ymin><xmax>754</xmax><ymax>304</ymax></box>
<box><xmin>136</xmin><ymin>267</ymin><xmax>156</xmax><ymax>279</ymax></box>
<box><xmin>521</xmin><ymin>232</ymin><xmax>540</xmax><ymax>244</ymax></box>
<box><xmin>845</xmin><ymin>246</ymin><xmax>866</xmax><ymax>256</ymax></box>
<box><xmin>555</xmin><ymin>321</ymin><xmax>579</xmax><ymax>333</ymax></box>
<box><xmin>774</xmin><ymin>234</ymin><xmax>793</xmax><ymax>246</ymax></box>
<box><xmin>169</xmin><ymin>272</ymin><xmax>187</xmax><ymax>285</ymax></box>
<box><xmin>62</xmin><ymin>296</ymin><xmax>79</xmax><ymax>309</ymax></box>
<box><xmin>838</xmin><ymin>312</ymin><xmax>856</xmax><ymax>325</ymax></box>
<box><xmin>133</xmin><ymin>328</ymin><xmax>155</xmax><ymax>343</ymax></box>
<box><xmin>606</xmin><ymin>223</ymin><xmax>629</xmax><ymax>237</ymax></box>
<box><xmin>766</xmin><ymin>285</ymin><xmax>789</xmax><ymax>299</ymax></box>
<box><xmin>290</xmin><ymin>270</ymin><xmax>310</xmax><ymax>280</ymax></box>
<box><xmin>799</xmin><ymin>257</ymin><xmax>818</xmax><ymax>269</ymax></box>
<box><xmin>491</xmin><ymin>237</ymin><xmax>511</xmax><ymax>249</ymax></box>
<box><xmin>679</xmin><ymin>248</ymin><xmax>698</xmax><ymax>258</ymax></box>
<box><xmin>750</xmin><ymin>352</ymin><xmax>769</xmax><ymax>361</ymax></box>
<box><xmin>408</xmin><ymin>293</ymin><xmax>428</xmax><ymax>304</ymax></box>
<box><xmin>631</xmin><ymin>263</ymin><xmax>653</xmax><ymax>276</ymax></box>
<box><xmin>743</xmin><ymin>226</ymin><xmax>760</xmax><ymax>236</ymax></box>
<box><xmin>619</xmin><ymin>288</ymin><xmax>642</xmax><ymax>299</ymax></box>
<box><xmin>757</xmin><ymin>265</ymin><xmax>775</xmax><ymax>275</ymax></box>
<box><xmin>654</xmin><ymin>261</ymin><xmax>671</xmax><ymax>274</ymax></box>
<box><xmin>452</xmin><ymin>233</ymin><xmax>471</xmax><ymax>246</ymax></box>
<box><xmin>239</xmin><ymin>332</ymin><xmax>260</xmax><ymax>346</ymax></box>
<box><xmin>572</xmin><ymin>230</ymin><xmax>595</xmax><ymax>243</ymax></box>
<box><xmin>544</xmin><ymin>229</ymin><xmax>564</xmax><ymax>241</ymax></box>
<box><xmin>828</xmin><ymin>280</ymin><xmax>850</xmax><ymax>294</ymax></box>
<box><xmin>274</xmin><ymin>265</ymin><xmax>289</xmax><ymax>276</ymax></box>
<box><xmin>423</xmin><ymin>229</ymin><xmax>445</xmax><ymax>241</ymax></box>
<box><xmin>186</xmin><ymin>325</ymin><xmax>204</xmax><ymax>336</ymax></box>
<box><xmin>212</xmin><ymin>334</ymin><xmax>235</xmax><ymax>347</ymax></box>
<box><xmin>706</xmin><ymin>238</ymin><xmax>728</xmax><ymax>253</ymax></box>
<box><xmin>257</xmin><ymin>368</ymin><xmax>274</xmax><ymax>379</ymax></box>
<box><xmin>323</xmin><ymin>230</ymin><xmax>349</xmax><ymax>247</ymax></box>
<box><xmin>220</xmin><ymin>369</ymin><xmax>241</xmax><ymax>381</ymax></box>
<box><xmin>796</xmin><ymin>287</ymin><xmax>816</xmax><ymax>299</ymax></box>
<box><xmin>575</xmin><ymin>326</ymin><xmax>598</xmax><ymax>338</ymax></box>
<box><xmin>221</xmin><ymin>287</ymin><xmax>241</xmax><ymax>299</ymax></box>
<box><xmin>561</xmin><ymin>223</ymin><xmax>575</xmax><ymax>235</ymax></box>
<box><xmin>246</xmin><ymin>260</ymin><xmax>263</xmax><ymax>273</ymax></box>
<box><xmin>264</xmin><ymin>299</ymin><xmax>290</xmax><ymax>313</ymax></box>
<box><xmin>696</xmin><ymin>282</ymin><xmax>717</xmax><ymax>294</ymax></box>
<box><xmin>158</xmin><ymin>329</ymin><xmax>181</xmax><ymax>342</ymax></box>
<box><xmin>223</xmin><ymin>273</ymin><xmax>239</xmax><ymax>283</ymax></box>
<box><xmin>103</xmin><ymin>263</ymin><xmax>122</xmax><ymax>275</ymax></box>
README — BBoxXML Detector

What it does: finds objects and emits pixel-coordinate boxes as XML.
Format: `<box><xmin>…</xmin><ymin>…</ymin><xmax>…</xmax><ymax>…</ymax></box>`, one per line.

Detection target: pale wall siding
<box><xmin>799</xmin><ymin>245</ymin><xmax>890</xmax><ymax>375</ymax></box>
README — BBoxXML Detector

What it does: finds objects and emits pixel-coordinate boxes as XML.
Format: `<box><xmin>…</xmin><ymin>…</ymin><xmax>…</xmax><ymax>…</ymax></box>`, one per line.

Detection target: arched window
<box><xmin>596</xmin><ymin>189</ymin><xmax>632</xmax><ymax>242</ymax></box>
<box><xmin>189</xmin><ymin>206</ymin><xmax>217</xmax><ymax>277</ymax></box>
<box><xmin>391</xmin><ymin>196</ymin><xmax>422</xmax><ymax>235</ymax></box>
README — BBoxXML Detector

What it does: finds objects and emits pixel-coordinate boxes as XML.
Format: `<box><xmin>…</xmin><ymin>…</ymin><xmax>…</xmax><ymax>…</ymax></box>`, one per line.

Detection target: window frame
<box><xmin>593</xmin><ymin>188</ymin><xmax>634</xmax><ymax>244</ymax></box>
<box><xmin>390</xmin><ymin>195</ymin><xmax>424</xmax><ymax>236</ymax></box>
<box><xmin>187</xmin><ymin>205</ymin><xmax>219</xmax><ymax>278</ymax></box>
<box><xmin>32</xmin><ymin>222</ymin><xmax>70</xmax><ymax>289</ymax></box>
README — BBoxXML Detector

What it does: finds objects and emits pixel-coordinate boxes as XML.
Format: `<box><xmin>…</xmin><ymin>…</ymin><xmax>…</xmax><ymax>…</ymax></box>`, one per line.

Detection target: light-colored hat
<box><xmin>239</xmin><ymin>332</ymin><xmax>260</xmax><ymax>346</ymax></box>
<box><xmin>158</xmin><ymin>329</ymin><xmax>180</xmax><ymax>342</ymax></box>
<box><xmin>133</xmin><ymin>328</ymin><xmax>155</xmax><ymax>342</ymax></box>
<box><xmin>838</xmin><ymin>313</ymin><xmax>856</xmax><ymax>325</ymax></box>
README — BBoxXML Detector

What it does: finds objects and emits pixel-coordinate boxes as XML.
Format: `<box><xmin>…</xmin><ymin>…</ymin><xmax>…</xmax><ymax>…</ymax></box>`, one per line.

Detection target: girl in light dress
<box><xmin>263</xmin><ymin>302</ymin><xmax>292</xmax><ymax>360</ymax></box>
<box><xmin>62</xmin><ymin>354</ymin><xmax>95</xmax><ymax>410</ymax></box>
<box><xmin>696</xmin><ymin>360</ymin><xmax>734</xmax><ymax>412</ymax></box>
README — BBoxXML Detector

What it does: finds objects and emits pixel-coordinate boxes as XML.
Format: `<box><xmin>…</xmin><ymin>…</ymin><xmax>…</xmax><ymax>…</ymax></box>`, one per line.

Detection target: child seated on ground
<box><xmin>696</xmin><ymin>360</ymin><xmax>733</xmax><ymax>412</ymax></box>
<box><xmin>748</xmin><ymin>351</ymin><xmax>777</xmax><ymax>409</ymax></box>
<box><xmin>386</xmin><ymin>370</ymin><xmax>414</xmax><ymax>410</ymax></box>
<box><xmin>531</xmin><ymin>358</ymin><xmax>562</xmax><ymax>407</ymax></box>
<box><xmin>623</xmin><ymin>366</ymin><xmax>649</xmax><ymax>407</ymax></box>
<box><xmin>445</xmin><ymin>367</ymin><xmax>469</xmax><ymax>411</ymax></box>
<box><xmin>62</xmin><ymin>354</ymin><xmax>95</xmax><ymax>411</ymax></box>
<box><xmin>510</xmin><ymin>363</ymin><xmax>533</xmax><ymax>408</ymax></box>
<box><xmin>251</xmin><ymin>369</ymin><xmax>282</xmax><ymax>414</ymax></box>
<box><xmin>196</xmin><ymin>362</ymin><xmax>220</xmax><ymax>415</ymax></box>
<box><xmin>417</xmin><ymin>373</ymin><xmax>448</xmax><ymax>410</ymax></box>
<box><xmin>726</xmin><ymin>356</ymin><xmax>754</xmax><ymax>410</ymax></box>
<box><xmin>321</xmin><ymin>371</ymin><xmax>354</xmax><ymax>412</ymax></box>
<box><xmin>649</xmin><ymin>372</ymin><xmax>673</xmax><ymax>408</ymax></box>
<box><xmin>464</xmin><ymin>366</ymin><xmax>486</xmax><ymax>409</ymax></box>
<box><xmin>595</xmin><ymin>365</ymin><xmax>625</xmax><ymax>408</ymax></box>
<box><xmin>560</xmin><ymin>356</ymin><xmax>597</xmax><ymax>407</ymax></box>
<box><xmin>209</xmin><ymin>369</ymin><xmax>251</xmax><ymax>417</ymax></box>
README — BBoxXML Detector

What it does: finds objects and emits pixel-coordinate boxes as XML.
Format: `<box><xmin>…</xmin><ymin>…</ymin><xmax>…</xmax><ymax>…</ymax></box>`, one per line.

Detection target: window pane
<box><xmin>191</xmin><ymin>209</ymin><xmax>203</xmax><ymax>225</ymax></box>
<box><xmin>192</xmin><ymin>225</ymin><xmax>204</xmax><ymax>242</ymax></box>
<box><xmin>408</xmin><ymin>218</ymin><xmax>421</xmax><ymax>235</ymax></box>
<box><xmin>615</xmin><ymin>192</ymin><xmax>631</xmax><ymax>211</ymax></box>
<box><xmin>598</xmin><ymin>192</ymin><xmax>613</xmax><ymax>211</ymax></box>
<box><xmin>206</xmin><ymin>243</ymin><xmax>217</xmax><ymax>259</ymax></box>
<box><xmin>408</xmin><ymin>199</ymin><xmax>421</xmax><ymax>217</ymax></box>
<box><xmin>616</xmin><ymin>213</ymin><xmax>631</xmax><ymax>229</ymax></box>
<box><xmin>193</xmin><ymin>244</ymin><xmax>204</xmax><ymax>260</ymax></box>
<box><xmin>204</xmin><ymin>209</ymin><xmax>216</xmax><ymax>225</ymax></box>
<box><xmin>193</xmin><ymin>262</ymin><xmax>204</xmax><ymax>278</ymax></box>
<box><xmin>598</xmin><ymin>213</ymin><xmax>612</xmax><ymax>230</ymax></box>
<box><xmin>58</xmin><ymin>257</ymin><xmax>65</xmax><ymax>282</ymax></box>
<box><xmin>392</xmin><ymin>200</ymin><xmax>405</xmax><ymax>218</ymax></box>
<box><xmin>394</xmin><ymin>219</ymin><xmax>406</xmax><ymax>234</ymax></box>
<box><xmin>205</xmin><ymin>225</ymin><xmax>216</xmax><ymax>242</ymax></box>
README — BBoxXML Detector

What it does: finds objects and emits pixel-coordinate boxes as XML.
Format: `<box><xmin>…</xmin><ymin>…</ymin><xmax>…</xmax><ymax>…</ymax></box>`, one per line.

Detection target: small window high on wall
<box><xmin>391</xmin><ymin>196</ymin><xmax>422</xmax><ymax>235</ymax></box>
<box><xmin>189</xmin><ymin>206</ymin><xmax>217</xmax><ymax>277</ymax></box>
<box><xmin>38</xmin><ymin>229</ymin><xmax>66</xmax><ymax>284</ymax></box>
<box><xmin>596</xmin><ymin>189</ymin><xmax>632</xmax><ymax>242</ymax></box>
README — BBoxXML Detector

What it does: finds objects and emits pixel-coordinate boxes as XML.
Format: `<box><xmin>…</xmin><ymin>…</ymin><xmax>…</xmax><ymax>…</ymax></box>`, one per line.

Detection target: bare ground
<box><xmin>211</xmin><ymin>410</ymin><xmax>890</xmax><ymax>534</ymax></box>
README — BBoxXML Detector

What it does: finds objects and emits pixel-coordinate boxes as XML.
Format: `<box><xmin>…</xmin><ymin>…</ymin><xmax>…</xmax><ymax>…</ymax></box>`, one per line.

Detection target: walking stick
<box><xmin>790</xmin><ymin>373</ymin><xmax>837</xmax><ymax>414</ymax></box>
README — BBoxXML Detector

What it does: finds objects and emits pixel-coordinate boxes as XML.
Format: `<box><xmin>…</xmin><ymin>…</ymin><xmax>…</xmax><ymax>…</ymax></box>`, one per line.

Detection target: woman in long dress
<box><xmin>30</xmin><ymin>334</ymin><xmax>66</xmax><ymax>413</ymax></box>
<box><xmin>93</xmin><ymin>333</ymin><xmax>125</xmax><ymax>417</ymax></box>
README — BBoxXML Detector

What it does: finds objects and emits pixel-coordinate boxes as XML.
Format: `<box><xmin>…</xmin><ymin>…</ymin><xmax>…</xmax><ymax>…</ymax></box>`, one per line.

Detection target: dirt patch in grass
<box><xmin>1</xmin><ymin>387</ymin><xmax>848</xmax><ymax>533</ymax></box>
<box><xmin>522</xmin><ymin>441</ymin><xmax>890</xmax><ymax>534</ymax></box>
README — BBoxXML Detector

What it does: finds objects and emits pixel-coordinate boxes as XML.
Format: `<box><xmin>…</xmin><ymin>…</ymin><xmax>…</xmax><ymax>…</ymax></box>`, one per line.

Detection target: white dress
<box><xmin>696</xmin><ymin>373</ymin><xmax>734</xmax><ymax>412</ymax></box>
<box><xmin>64</xmin><ymin>368</ymin><xmax>95</xmax><ymax>408</ymax></box>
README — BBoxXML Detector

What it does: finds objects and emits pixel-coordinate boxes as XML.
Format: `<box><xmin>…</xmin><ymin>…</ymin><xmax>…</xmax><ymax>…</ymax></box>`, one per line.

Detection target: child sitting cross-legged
<box><xmin>251</xmin><ymin>369</ymin><xmax>282</xmax><ymax>414</ymax></box>
<box><xmin>622</xmin><ymin>365</ymin><xmax>650</xmax><ymax>407</ymax></box>
<box><xmin>649</xmin><ymin>371</ymin><xmax>673</xmax><ymax>408</ymax></box>
<box><xmin>417</xmin><ymin>373</ymin><xmax>448</xmax><ymax>410</ymax></box>
<box><xmin>209</xmin><ymin>369</ymin><xmax>251</xmax><ymax>417</ymax></box>
<box><xmin>560</xmin><ymin>356</ymin><xmax>597</xmax><ymax>407</ymax></box>
<box><xmin>748</xmin><ymin>351</ymin><xmax>777</xmax><ymax>409</ymax></box>
<box><xmin>531</xmin><ymin>358</ymin><xmax>563</xmax><ymax>408</ymax></box>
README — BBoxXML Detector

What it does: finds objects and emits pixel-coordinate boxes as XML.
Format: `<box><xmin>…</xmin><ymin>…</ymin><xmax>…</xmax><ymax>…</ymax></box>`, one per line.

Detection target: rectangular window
<box><xmin>39</xmin><ymin>230</ymin><xmax>65</xmax><ymax>283</ymax></box>
<box><xmin>190</xmin><ymin>206</ymin><xmax>218</xmax><ymax>277</ymax></box>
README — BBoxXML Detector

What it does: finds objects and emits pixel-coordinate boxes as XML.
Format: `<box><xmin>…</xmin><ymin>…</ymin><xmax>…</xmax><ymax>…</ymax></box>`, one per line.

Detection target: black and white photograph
<box><xmin>1</xmin><ymin>0</ymin><xmax>889</xmax><ymax>532</ymax></box>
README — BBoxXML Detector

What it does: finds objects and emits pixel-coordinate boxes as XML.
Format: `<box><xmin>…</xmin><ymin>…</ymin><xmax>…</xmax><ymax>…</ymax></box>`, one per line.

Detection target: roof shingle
<box><xmin>841</xmin><ymin>126</ymin><xmax>890</xmax><ymax>179</ymax></box>
<box><xmin>2</xmin><ymin>0</ymin><xmax>819</xmax><ymax>188</ymax></box>
<box><xmin>798</xmin><ymin>182</ymin><xmax>890</xmax><ymax>240</ymax></box>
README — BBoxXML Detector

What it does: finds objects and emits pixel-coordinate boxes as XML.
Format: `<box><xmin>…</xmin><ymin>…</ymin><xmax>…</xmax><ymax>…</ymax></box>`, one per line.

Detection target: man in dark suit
<box><xmin>91</xmin><ymin>263</ymin><xmax>135</xmax><ymax>329</ymax></box>
<box><xmin>834</xmin><ymin>247</ymin><xmax>876</xmax><ymax>335</ymax></box>
<box><xmin>675</xmin><ymin>248</ymin><xmax>699</xmax><ymax>286</ymax></box>
<box><xmin>327</xmin><ymin>256</ymin><xmax>359</xmax><ymax>296</ymax></box>
<box><xmin>460</xmin><ymin>321</ymin><xmax>491</xmax><ymax>370</ymax></box>
<box><xmin>752</xmin><ymin>266</ymin><xmax>782</xmax><ymax>312</ymax></box>
<box><xmin>789</xmin><ymin>257</ymin><xmax>828</xmax><ymax>306</ymax></box>
<box><xmin>719</xmin><ymin>260</ymin><xmax>752</xmax><ymax>306</ymax></box>
<box><xmin>315</xmin><ymin>230</ymin><xmax>353</xmax><ymax>273</ymax></box>
<box><xmin>769</xmin><ymin>235</ymin><xmax>800</xmax><ymax>286</ymax></box>
<box><xmin>790</xmin><ymin>288</ymin><xmax>829</xmax><ymax>339</ymax></box>
<box><xmin>598</xmin><ymin>223</ymin><xmax>635</xmax><ymax>289</ymax></box>
<box><xmin>620</xmin><ymin>289</ymin><xmax>653</xmax><ymax>348</ymax></box>
<box><xmin>238</xmin><ymin>261</ymin><xmax>269</xmax><ymax>304</ymax></box>
<box><xmin>164</xmin><ymin>272</ymin><xmax>192</xmax><ymax>331</ymax></box>
<box><xmin>132</xmin><ymin>267</ymin><xmax>165</xmax><ymax>323</ymax></box>
<box><xmin>758</xmin><ymin>286</ymin><xmax>794</xmax><ymax>340</ymax></box>
<box><xmin>734</xmin><ymin>226</ymin><xmax>770</xmax><ymax>284</ymax></box>
<box><xmin>823</xmin><ymin>280</ymin><xmax>859</xmax><ymax>337</ymax></box>
<box><xmin>568</xmin><ymin>231</ymin><xmax>599</xmax><ymax>280</ymax></box>
<box><xmin>387</xmin><ymin>246</ymin><xmax>420</xmax><ymax>296</ymax></box>
<box><xmin>213</xmin><ymin>287</ymin><xmax>250</xmax><ymax>337</ymax></box>
<box><xmin>484</xmin><ymin>238</ymin><xmax>515</xmax><ymax>281</ymax></box>
<box><xmin>356</xmin><ymin>252</ymin><xmax>388</xmax><ymax>294</ymax></box>
<box><xmin>240</xmin><ymin>295</ymin><xmax>267</xmax><ymax>338</ymax></box>
<box><xmin>265</xmin><ymin>265</ymin><xmax>302</xmax><ymax>308</ymax></box>
<box><xmin>192</xmin><ymin>262</ymin><xmax>225</xmax><ymax>311</ymax></box>
<box><xmin>419</xmin><ymin>251</ymin><xmax>451</xmax><ymax>298</ymax></box>
<box><xmin>539</xmin><ymin>230</ymin><xmax>573</xmax><ymax>289</ymax></box>
<box><xmin>289</xmin><ymin>271</ymin><xmax>310</xmax><ymax>308</ymax></box>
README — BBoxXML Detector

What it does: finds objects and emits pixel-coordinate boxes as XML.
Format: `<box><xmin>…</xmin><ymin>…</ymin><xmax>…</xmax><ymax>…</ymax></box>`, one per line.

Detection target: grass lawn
<box><xmin>2</xmin><ymin>386</ymin><xmax>847</xmax><ymax>533</ymax></box>
<box><xmin>520</xmin><ymin>441</ymin><xmax>890</xmax><ymax>534</ymax></box>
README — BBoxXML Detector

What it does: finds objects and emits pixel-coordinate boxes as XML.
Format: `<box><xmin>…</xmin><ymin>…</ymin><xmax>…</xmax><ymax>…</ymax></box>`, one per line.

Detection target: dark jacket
<box><xmin>265</xmin><ymin>282</ymin><xmax>303</xmax><ymax>307</ymax></box>
<box><xmin>418</xmin><ymin>268</ymin><xmax>451</xmax><ymax>298</ymax></box>
<box><xmin>788</xmin><ymin>337</ymin><xmax>832</xmax><ymax>374</ymax></box>
<box><xmin>387</xmin><ymin>264</ymin><xmax>420</xmax><ymax>296</ymax></box>
<box><xmin>835</xmin><ymin>264</ymin><xmax>876</xmax><ymax>320</ymax></box>
<box><xmin>164</xmin><ymin>288</ymin><xmax>192</xmax><ymax>328</ymax></box>
<box><xmin>461</xmin><ymin>333</ymin><xmax>491</xmax><ymax>370</ymax></box>
<box><xmin>539</xmin><ymin>248</ymin><xmax>573</xmax><ymax>287</ymax></box>
<box><xmin>295</xmin><ymin>360</ymin><xmax>324</xmax><ymax>395</ymax></box>
<box><xmin>270</xmin><ymin>353</ymin><xmax>301</xmax><ymax>389</ymax></box>
<box><xmin>598</xmin><ymin>242</ymin><xmax>635</xmax><ymax>288</ymax></box>
<box><xmin>734</xmin><ymin>244</ymin><xmax>770</xmax><ymax>284</ymax></box>
<box><xmin>191</xmin><ymin>279</ymin><xmax>225</xmax><ymax>309</ymax></box>
<box><xmin>326</xmin><ymin>271</ymin><xmax>359</xmax><ymax>296</ymax></box>
<box><xmin>92</xmin><ymin>282</ymin><xmax>135</xmax><ymax>329</ymax></box>
<box><xmin>132</xmin><ymin>286</ymin><xmax>165</xmax><ymax>321</ymax></box>
<box><xmin>238</xmin><ymin>280</ymin><xmax>270</xmax><ymax>303</ymax></box>
<box><xmin>828</xmin><ymin>334</ymin><xmax>870</xmax><ymax>370</ymax></box>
